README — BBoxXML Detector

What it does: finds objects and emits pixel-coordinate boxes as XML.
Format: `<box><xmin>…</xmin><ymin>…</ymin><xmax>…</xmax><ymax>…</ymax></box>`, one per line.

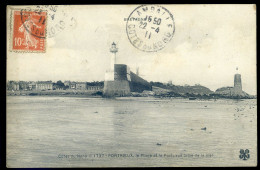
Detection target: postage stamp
<box><xmin>126</xmin><ymin>5</ymin><xmax>175</xmax><ymax>52</ymax></box>
<box><xmin>10</xmin><ymin>9</ymin><xmax>47</xmax><ymax>52</ymax></box>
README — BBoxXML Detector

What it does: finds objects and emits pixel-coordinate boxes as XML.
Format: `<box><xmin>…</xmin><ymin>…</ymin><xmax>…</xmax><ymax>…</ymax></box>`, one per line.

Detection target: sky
<box><xmin>7</xmin><ymin>5</ymin><xmax>257</xmax><ymax>95</ymax></box>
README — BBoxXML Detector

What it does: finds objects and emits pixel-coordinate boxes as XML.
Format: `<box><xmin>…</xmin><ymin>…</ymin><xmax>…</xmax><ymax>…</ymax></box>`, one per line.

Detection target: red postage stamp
<box><xmin>11</xmin><ymin>9</ymin><xmax>47</xmax><ymax>52</ymax></box>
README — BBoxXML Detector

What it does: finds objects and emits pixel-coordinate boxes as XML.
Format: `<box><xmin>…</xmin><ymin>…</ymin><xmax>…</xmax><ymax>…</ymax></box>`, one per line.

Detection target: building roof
<box><xmin>36</xmin><ymin>81</ymin><xmax>53</xmax><ymax>84</ymax></box>
<box><xmin>76</xmin><ymin>82</ymin><xmax>86</xmax><ymax>84</ymax></box>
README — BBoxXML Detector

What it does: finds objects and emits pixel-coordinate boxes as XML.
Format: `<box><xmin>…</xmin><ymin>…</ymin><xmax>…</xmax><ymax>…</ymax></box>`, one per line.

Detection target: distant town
<box><xmin>6</xmin><ymin>80</ymin><xmax>104</xmax><ymax>96</ymax></box>
<box><xmin>7</xmin><ymin>80</ymin><xmax>103</xmax><ymax>91</ymax></box>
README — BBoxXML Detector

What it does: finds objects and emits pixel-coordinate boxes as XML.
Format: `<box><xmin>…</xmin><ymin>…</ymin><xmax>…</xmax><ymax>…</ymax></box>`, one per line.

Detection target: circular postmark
<box><xmin>20</xmin><ymin>8</ymin><xmax>47</xmax><ymax>39</ymax></box>
<box><xmin>35</xmin><ymin>5</ymin><xmax>77</xmax><ymax>38</ymax></box>
<box><xmin>20</xmin><ymin>6</ymin><xmax>77</xmax><ymax>39</ymax></box>
<box><xmin>126</xmin><ymin>5</ymin><xmax>175</xmax><ymax>52</ymax></box>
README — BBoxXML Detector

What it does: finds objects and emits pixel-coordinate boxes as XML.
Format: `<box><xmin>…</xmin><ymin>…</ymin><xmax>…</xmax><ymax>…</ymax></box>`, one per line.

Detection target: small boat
<box><xmin>189</xmin><ymin>97</ymin><xmax>197</xmax><ymax>100</ymax></box>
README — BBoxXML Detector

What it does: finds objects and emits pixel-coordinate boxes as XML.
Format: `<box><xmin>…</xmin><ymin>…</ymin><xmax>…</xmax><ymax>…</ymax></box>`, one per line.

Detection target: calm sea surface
<box><xmin>6</xmin><ymin>96</ymin><xmax>257</xmax><ymax>167</ymax></box>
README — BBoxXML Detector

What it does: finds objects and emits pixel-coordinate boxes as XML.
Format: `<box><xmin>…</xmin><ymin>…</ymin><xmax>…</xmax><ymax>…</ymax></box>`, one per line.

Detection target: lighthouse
<box><xmin>110</xmin><ymin>42</ymin><xmax>118</xmax><ymax>71</ymax></box>
<box><xmin>233</xmin><ymin>67</ymin><xmax>242</xmax><ymax>96</ymax></box>
<box><xmin>104</xmin><ymin>42</ymin><xmax>131</xmax><ymax>97</ymax></box>
<box><xmin>105</xmin><ymin>42</ymin><xmax>118</xmax><ymax>81</ymax></box>
<box><xmin>103</xmin><ymin>42</ymin><xmax>151</xmax><ymax>97</ymax></box>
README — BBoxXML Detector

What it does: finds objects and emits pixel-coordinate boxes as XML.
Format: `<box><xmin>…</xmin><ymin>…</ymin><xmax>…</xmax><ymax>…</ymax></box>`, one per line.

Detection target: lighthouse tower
<box><xmin>110</xmin><ymin>42</ymin><xmax>118</xmax><ymax>72</ymax></box>
<box><xmin>105</xmin><ymin>42</ymin><xmax>118</xmax><ymax>81</ymax></box>
<box><xmin>233</xmin><ymin>67</ymin><xmax>242</xmax><ymax>96</ymax></box>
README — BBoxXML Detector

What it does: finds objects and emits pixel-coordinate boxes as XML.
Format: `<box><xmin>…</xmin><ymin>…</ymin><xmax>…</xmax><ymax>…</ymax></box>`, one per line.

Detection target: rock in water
<box><xmin>201</xmin><ymin>127</ymin><xmax>207</xmax><ymax>131</ymax></box>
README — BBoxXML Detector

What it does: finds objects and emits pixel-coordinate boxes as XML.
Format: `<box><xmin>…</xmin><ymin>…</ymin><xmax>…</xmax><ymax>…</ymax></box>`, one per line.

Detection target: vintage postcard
<box><xmin>6</xmin><ymin>5</ymin><xmax>257</xmax><ymax>167</ymax></box>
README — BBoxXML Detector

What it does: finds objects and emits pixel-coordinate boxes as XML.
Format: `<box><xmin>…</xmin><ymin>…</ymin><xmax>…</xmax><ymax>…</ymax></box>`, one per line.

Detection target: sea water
<box><xmin>6</xmin><ymin>96</ymin><xmax>257</xmax><ymax>167</ymax></box>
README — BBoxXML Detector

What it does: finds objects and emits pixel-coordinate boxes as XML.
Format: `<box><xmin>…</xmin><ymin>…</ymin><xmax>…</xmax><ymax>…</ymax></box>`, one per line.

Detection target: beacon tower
<box><xmin>233</xmin><ymin>67</ymin><xmax>242</xmax><ymax>96</ymax></box>
<box><xmin>104</xmin><ymin>42</ymin><xmax>118</xmax><ymax>81</ymax></box>
<box><xmin>233</xmin><ymin>74</ymin><xmax>242</xmax><ymax>95</ymax></box>
<box><xmin>110</xmin><ymin>42</ymin><xmax>118</xmax><ymax>72</ymax></box>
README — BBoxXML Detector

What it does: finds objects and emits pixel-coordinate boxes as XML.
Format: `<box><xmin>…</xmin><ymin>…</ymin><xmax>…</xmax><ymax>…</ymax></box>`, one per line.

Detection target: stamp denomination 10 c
<box><xmin>126</xmin><ymin>5</ymin><xmax>175</xmax><ymax>52</ymax></box>
<box><xmin>11</xmin><ymin>9</ymin><xmax>47</xmax><ymax>52</ymax></box>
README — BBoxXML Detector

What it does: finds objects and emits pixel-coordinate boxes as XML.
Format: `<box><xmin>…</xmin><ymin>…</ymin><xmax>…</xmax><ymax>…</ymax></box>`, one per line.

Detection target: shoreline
<box><xmin>6</xmin><ymin>93</ymin><xmax>256</xmax><ymax>100</ymax></box>
<box><xmin>6</xmin><ymin>90</ymin><xmax>256</xmax><ymax>100</ymax></box>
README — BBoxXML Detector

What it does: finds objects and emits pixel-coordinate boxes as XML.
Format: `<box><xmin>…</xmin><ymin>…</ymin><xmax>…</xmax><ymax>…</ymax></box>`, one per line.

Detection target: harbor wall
<box><xmin>103</xmin><ymin>80</ymin><xmax>131</xmax><ymax>97</ymax></box>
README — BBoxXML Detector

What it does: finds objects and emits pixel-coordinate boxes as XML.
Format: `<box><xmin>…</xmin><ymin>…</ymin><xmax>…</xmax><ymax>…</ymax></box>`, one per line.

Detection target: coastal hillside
<box><xmin>150</xmin><ymin>82</ymin><xmax>213</xmax><ymax>95</ymax></box>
